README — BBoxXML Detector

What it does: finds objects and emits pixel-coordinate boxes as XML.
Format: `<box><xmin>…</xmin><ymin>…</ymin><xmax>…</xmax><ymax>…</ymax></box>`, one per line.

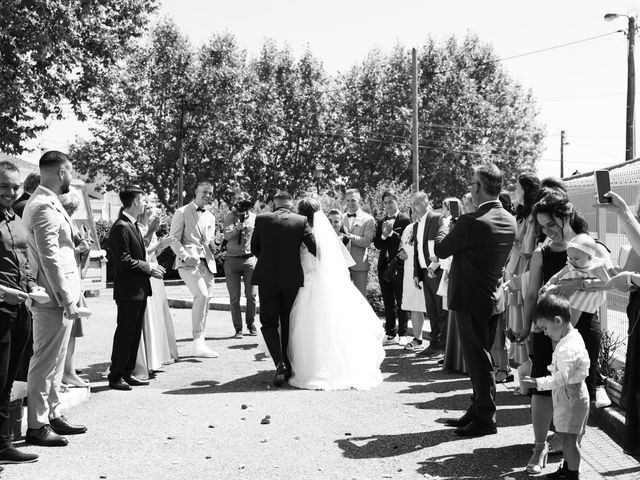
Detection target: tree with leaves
<box><xmin>70</xmin><ymin>18</ymin><xmax>193</xmax><ymax>207</ymax></box>
<box><xmin>0</xmin><ymin>0</ymin><xmax>157</xmax><ymax>154</ymax></box>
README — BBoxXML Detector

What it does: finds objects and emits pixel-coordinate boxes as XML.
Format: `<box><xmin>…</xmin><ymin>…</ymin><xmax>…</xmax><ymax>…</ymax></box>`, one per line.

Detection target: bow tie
<box><xmin>384</xmin><ymin>216</ymin><xmax>396</xmax><ymax>221</ymax></box>
<box><xmin>346</xmin><ymin>213</ymin><xmax>357</xmax><ymax>218</ymax></box>
<box><xmin>196</xmin><ymin>207</ymin><xmax>206</xmax><ymax>212</ymax></box>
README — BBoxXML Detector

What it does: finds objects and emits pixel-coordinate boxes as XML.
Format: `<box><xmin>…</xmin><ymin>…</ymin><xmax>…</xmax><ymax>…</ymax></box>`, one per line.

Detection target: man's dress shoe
<box><xmin>0</xmin><ymin>446</ymin><xmax>39</xmax><ymax>464</ymax></box>
<box><xmin>25</xmin><ymin>425</ymin><xmax>68</xmax><ymax>447</ymax></box>
<box><xmin>453</xmin><ymin>420</ymin><xmax>497</xmax><ymax>437</ymax></box>
<box><xmin>109</xmin><ymin>378</ymin><xmax>132</xmax><ymax>391</ymax></box>
<box><xmin>444</xmin><ymin>410</ymin><xmax>474</xmax><ymax>428</ymax></box>
<box><xmin>274</xmin><ymin>363</ymin><xmax>289</xmax><ymax>387</ymax></box>
<box><xmin>50</xmin><ymin>415</ymin><xmax>87</xmax><ymax>435</ymax></box>
<box><xmin>124</xmin><ymin>374</ymin><xmax>149</xmax><ymax>386</ymax></box>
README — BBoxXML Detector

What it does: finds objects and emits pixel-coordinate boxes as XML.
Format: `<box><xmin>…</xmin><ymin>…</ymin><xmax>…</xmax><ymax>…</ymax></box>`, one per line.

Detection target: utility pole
<box><xmin>605</xmin><ymin>13</ymin><xmax>637</xmax><ymax>160</ymax></box>
<box><xmin>412</xmin><ymin>48</ymin><xmax>419</xmax><ymax>192</ymax></box>
<box><xmin>626</xmin><ymin>15</ymin><xmax>636</xmax><ymax>160</ymax></box>
<box><xmin>177</xmin><ymin>101</ymin><xmax>186</xmax><ymax>208</ymax></box>
<box><xmin>560</xmin><ymin>130</ymin><xmax>569</xmax><ymax>178</ymax></box>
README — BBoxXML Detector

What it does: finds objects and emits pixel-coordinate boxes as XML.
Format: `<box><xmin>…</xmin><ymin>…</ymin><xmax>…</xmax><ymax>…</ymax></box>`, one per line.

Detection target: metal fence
<box><xmin>565</xmin><ymin>158</ymin><xmax>640</xmax><ymax>362</ymax></box>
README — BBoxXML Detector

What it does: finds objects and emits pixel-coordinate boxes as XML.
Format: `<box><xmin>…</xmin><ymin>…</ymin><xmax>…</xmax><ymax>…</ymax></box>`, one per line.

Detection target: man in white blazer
<box><xmin>170</xmin><ymin>181</ymin><xmax>220</xmax><ymax>358</ymax></box>
<box><xmin>22</xmin><ymin>151</ymin><xmax>87</xmax><ymax>447</ymax></box>
<box><xmin>342</xmin><ymin>189</ymin><xmax>375</xmax><ymax>297</ymax></box>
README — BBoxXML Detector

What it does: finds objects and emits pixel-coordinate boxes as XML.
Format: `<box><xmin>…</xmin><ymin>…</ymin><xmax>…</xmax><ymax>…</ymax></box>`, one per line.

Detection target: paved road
<box><xmin>4</xmin><ymin>292</ymin><xmax>639</xmax><ymax>479</ymax></box>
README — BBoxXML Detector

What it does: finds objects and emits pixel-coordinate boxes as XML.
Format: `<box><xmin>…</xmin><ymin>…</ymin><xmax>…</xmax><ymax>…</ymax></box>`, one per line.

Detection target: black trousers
<box><xmin>575</xmin><ymin>311</ymin><xmax>604</xmax><ymax>399</ymax></box>
<box><xmin>421</xmin><ymin>269</ymin><xmax>447</xmax><ymax>345</ymax></box>
<box><xmin>378</xmin><ymin>273</ymin><xmax>407</xmax><ymax>337</ymax></box>
<box><xmin>258</xmin><ymin>284</ymin><xmax>299</xmax><ymax>368</ymax></box>
<box><xmin>454</xmin><ymin>310</ymin><xmax>500</xmax><ymax>424</ymax></box>
<box><xmin>109</xmin><ymin>298</ymin><xmax>147</xmax><ymax>382</ymax></box>
<box><xmin>0</xmin><ymin>305</ymin><xmax>31</xmax><ymax>449</ymax></box>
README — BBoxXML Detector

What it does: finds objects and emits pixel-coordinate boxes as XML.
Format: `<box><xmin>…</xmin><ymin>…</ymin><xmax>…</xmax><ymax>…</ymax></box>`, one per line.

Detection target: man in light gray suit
<box><xmin>22</xmin><ymin>151</ymin><xmax>88</xmax><ymax>447</ymax></box>
<box><xmin>342</xmin><ymin>189</ymin><xmax>375</xmax><ymax>297</ymax></box>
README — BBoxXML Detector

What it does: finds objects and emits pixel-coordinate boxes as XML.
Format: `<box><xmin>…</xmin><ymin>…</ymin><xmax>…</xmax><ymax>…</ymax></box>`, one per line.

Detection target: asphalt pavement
<box><xmin>3</xmin><ymin>290</ymin><xmax>639</xmax><ymax>480</ymax></box>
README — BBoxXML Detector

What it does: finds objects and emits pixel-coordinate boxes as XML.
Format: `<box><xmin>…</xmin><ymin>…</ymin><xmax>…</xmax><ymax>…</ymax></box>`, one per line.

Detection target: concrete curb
<box><xmin>589</xmin><ymin>403</ymin><xmax>626</xmax><ymax>448</ymax></box>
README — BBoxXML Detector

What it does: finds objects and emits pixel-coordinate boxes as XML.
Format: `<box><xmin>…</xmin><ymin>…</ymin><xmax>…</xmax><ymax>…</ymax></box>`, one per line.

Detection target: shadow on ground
<box><xmin>162</xmin><ymin>370</ymin><xmax>274</xmax><ymax>394</ymax></box>
<box><xmin>417</xmin><ymin>444</ymin><xmax>534</xmax><ymax>479</ymax></box>
<box><xmin>336</xmin><ymin>432</ymin><xmax>534</xmax><ymax>479</ymax></box>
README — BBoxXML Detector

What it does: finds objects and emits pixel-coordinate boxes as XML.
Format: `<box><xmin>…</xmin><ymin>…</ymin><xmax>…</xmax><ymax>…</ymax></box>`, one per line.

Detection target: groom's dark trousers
<box><xmin>251</xmin><ymin>205</ymin><xmax>316</xmax><ymax>368</ymax></box>
<box><xmin>258</xmin><ymin>285</ymin><xmax>298</xmax><ymax>368</ymax></box>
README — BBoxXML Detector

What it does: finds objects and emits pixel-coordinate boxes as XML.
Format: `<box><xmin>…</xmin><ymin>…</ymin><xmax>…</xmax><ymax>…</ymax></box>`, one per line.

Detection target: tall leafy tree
<box><xmin>0</xmin><ymin>0</ymin><xmax>157</xmax><ymax>154</ymax></box>
<box><xmin>70</xmin><ymin>18</ymin><xmax>193</xmax><ymax>207</ymax></box>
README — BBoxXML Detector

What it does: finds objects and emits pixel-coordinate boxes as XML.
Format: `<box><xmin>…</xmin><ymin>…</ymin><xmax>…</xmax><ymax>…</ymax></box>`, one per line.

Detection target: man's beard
<box><xmin>60</xmin><ymin>179</ymin><xmax>71</xmax><ymax>194</ymax></box>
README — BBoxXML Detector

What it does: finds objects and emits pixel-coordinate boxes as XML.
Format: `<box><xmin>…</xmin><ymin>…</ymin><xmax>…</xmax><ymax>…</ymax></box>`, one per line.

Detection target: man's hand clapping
<box><xmin>382</xmin><ymin>221</ymin><xmax>393</xmax><ymax>237</ymax></box>
<box><xmin>149</xmin><ymin>262</ymin><xmax>166</xmax><ymax>279</ymax></box>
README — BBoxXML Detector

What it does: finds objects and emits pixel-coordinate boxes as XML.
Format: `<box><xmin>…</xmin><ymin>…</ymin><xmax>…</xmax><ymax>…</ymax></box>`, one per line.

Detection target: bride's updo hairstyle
<box><xmin>298</xmin><ymin>197</ymin><xmax>321</xmax><ymax>226</ymax></box>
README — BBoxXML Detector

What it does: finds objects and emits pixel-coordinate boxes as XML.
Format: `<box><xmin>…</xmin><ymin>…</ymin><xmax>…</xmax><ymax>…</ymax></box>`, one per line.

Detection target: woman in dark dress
<box><xmin>517</xmin><ymin>192</ymin><xmax>613</xmax><ymax>474</ymax></box>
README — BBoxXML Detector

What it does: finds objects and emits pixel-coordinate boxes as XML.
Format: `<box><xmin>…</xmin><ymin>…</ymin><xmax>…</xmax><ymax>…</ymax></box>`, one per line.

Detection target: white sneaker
<box><xmin>192</xmin><ymin>339</ymin><xmax>219</xmax><ymax>358</ymax></box>
<box><xmin>383</xmin><ymin>335</ymin><xmax>399</xmax><ymax>346</ymax></box>
<box><xmin>595</xmin><ymin>386</ymin><xmax>612</xmax><ymax>408</ymax></box>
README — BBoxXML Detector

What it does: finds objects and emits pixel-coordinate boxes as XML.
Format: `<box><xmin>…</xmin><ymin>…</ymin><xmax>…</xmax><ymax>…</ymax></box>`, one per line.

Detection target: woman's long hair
<box><xmin>533</xmin><ymin>191</ymin><xmax>589</xmax><ymax>241</ymax></box>
<box><xmin>515</xmin><ymin>173</ymin><xmax>541</xmax><ymax>221</ymax></box>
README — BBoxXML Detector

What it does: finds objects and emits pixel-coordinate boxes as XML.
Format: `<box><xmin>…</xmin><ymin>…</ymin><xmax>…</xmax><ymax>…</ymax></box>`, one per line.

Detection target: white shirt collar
<box><xmin>122</xmin><ymin>211</ymin><xmax>137</xmax><ymax>224</ymax></box>
<box><xmin>419</xmin><ymin>212</ymin><xmax>428</xmax><ymax>223</ymax></box>
<box><xmin>38</xmin><ymin>185</ymin><xmax>58</xmax><ymax>197</ymax></box>
<box><xmin>478</xmin><ymin>200</ymin><xmax>497</xmax><ymax>210</ymax></box>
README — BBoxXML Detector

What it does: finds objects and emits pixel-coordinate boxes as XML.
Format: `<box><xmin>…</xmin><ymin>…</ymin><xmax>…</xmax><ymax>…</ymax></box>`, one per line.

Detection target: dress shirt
<box><xmin>224</xmin><ymin>210</ymin><xmax>255</xmax><ymax>257</ymax></box>
<box><xmin>0</xmin><ymin>208</ymin><xmax>35</xmax><ymax>317</ymax></box>
<box><xmin>122</xmin><ymin>211</ymin><xmax>138</xmax><ymax>225</ymax></box>
<box><xmin>416</xmin><ymin>212</ymin><xmax>429</xmax><ymax>269</ymax></box>
<box><xmin>346</xmin><ymin>211</ymin><xmax>357</xmax><ymax>230</ymax></box>
<box><xmin>536</xmin><ymin>328</ymin><xmax>590</xmax><ymax>391</ymax></box>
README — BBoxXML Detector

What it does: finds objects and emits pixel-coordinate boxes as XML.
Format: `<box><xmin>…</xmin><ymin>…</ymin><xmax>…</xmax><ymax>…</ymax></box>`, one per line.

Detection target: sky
<box><xmin>22</xmin><ymin>0</ymin><xmax>638</xmax><ymax>180</ymax></box>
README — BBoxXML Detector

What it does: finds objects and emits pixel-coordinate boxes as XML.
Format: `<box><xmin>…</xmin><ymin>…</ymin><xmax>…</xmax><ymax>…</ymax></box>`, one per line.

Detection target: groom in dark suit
<box><xmin>434</xmin><ymin>164</ymin><xmax>516</xmax><ymax>437</ymax></box>
<box><xmin>107</xmin><ymin>186</ymin><xmax>165</xmax><ymax>391</ymax></box>
<box><xmin>251</xmin><ymin>191</ymin><xmax>316</xmax><ymax>386</ymax></box>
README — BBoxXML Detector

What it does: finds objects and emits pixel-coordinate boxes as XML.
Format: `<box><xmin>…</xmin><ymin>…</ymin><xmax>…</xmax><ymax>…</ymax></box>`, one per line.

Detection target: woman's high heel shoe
<box><xmin>526</xmin><ymin>441</ymin><xmax>549</xmax><ymax>474</ymax></box>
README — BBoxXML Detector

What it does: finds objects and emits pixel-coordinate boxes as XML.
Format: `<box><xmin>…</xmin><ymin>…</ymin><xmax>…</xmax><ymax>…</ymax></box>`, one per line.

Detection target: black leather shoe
<box><xmin>0</xmin><ymin>446</ymin><xmax>39</xmax><ymax>464</ymax></box>
<box><xmin>25</xmin><ymin>425</ymin><xmax>68</xmax><ymax>447</ymax></box>
<box><xmin>444</xmin><ymin>410</ymin><xmax>474</xmax><ymax>428</ymax></box>
<box><xmin>123</xmin><ymin>374</ymin><xmax>149</xmax><ymax>386</ymax></box>
<box><xmin>453</xmin><ymin>420</ymin><xmax>497</xmax><ymax>437</ymax></box>
<box><xmin>109</xmin><ymin>378</ymin><xmax>132</xmax><ymax>390</ymax></box>
<box><xmin>50</xmin><ymin>415</ymin><xmax>87</xmax><ymax>435</ymax></box>
<box><xmin>274</xmin><ymin>362</ymin><xmax>289</xmax><ymax>387</ymax></box>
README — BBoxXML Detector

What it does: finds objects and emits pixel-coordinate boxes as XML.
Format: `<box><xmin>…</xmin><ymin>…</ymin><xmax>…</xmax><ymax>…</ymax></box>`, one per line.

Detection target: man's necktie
<box><xmin>346</xmin><ymin>213</ymin><xmax>356</xmax><ymax>218</ymax></box>
<box><xmin>196</xmin><ymin>207</ymin><xmax>206</xmax><ymax>212</ymax></box>
<box><xmin>385</xmin><ymin>216</ymin><xmax>395</xmax><ymax>221</ymax></box>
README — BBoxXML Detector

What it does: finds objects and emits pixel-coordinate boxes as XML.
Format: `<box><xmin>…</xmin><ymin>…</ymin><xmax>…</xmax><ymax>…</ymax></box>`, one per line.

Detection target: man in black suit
<box><xmin>107</xmin><ymin>186</ymin><xmax>165</xmax><ymax>391</ymax></box>
<box><xmin>12</xmin><ymin>172</ymin><xmax>39</xmax><ymax>218</ymax></box>
<box><xmin>374</xmin><ymin>190</ymin><xmax>411</xmax><ymax>344</ymax></box>
<box><xmin>251</xmin><ymin>191</ymin><xmax>316</xmax><ymax>386</ymax></box>
<box><xmin>434</xmin><ymin>164</ymin><xmax>516</xmax><ymax>437</ymax></box>
<box><xmin>412</xmin><ymin>192</ymin><xmax>446</xmax><ymax>355</ymax></box>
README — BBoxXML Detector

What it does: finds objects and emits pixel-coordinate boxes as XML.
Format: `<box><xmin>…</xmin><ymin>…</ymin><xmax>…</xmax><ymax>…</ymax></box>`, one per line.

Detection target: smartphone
<box><xmin>594</xmin><ymin>170</ymin><xmax>612</xmax><ymax>204</ymax></box>
<box><xmin>449</xmin><ymin>201</ymin><xmax>460</xmax><ymax>219</ymax></box>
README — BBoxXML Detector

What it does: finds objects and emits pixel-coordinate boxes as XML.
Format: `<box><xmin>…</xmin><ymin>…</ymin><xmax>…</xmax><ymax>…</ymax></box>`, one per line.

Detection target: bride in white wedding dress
<box><xmin>287</xmin><ymin>198</ymin><xmax>385</xmax><ymax>391</ymax></box>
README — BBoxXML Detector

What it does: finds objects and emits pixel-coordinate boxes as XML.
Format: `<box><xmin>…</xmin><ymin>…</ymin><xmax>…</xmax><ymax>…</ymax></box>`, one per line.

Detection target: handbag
<box><xmin>382</xmin><ymin>255</ymin><xmax>402</xmax><ymax>283</ymax></box>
